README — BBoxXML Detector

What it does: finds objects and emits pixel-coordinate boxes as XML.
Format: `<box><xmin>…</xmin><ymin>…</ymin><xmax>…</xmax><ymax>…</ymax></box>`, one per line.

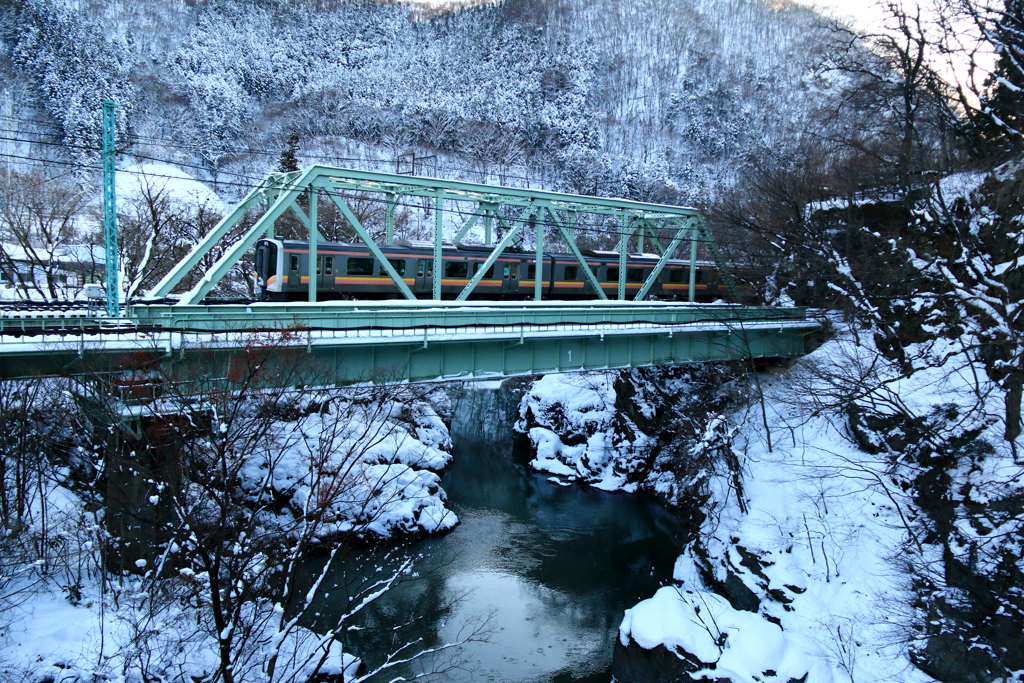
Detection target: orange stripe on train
<box><xmin>333</xmin><ymin>277</ymin><xmax>416</xmax><ymax>285</ymax></box>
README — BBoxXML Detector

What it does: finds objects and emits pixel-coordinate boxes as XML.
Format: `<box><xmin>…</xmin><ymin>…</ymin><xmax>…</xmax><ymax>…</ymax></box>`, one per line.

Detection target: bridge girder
<box><xmin>0</xmin><ymin>302</ymin><xmax>816</xmax><ymax>385</ymax></box>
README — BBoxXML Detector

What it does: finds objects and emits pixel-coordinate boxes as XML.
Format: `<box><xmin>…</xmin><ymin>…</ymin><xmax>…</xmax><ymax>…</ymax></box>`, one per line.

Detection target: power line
<box><xmin>120</xmin><ymin>150</ymin><xmax>705</xmax><ymax>245</ymax></box>
<box><xmin>0</xmin><ymin>120</ymin><xmax>752</xmax><ymax>255</ymax></box>
<box><xmin>0</xmin><ymin>111</ymin><xmax>725</xmax><ymax>221</ymax></box>
<box><xmin>0</xmin><ymin>127</ymin><xmax>552</xmax><ymax>192</ymax></box>
<box><xmin>0</xmin><ymin>111</ymin><xmax>563</xmax><ymax>188</ymax></box>
<box><xmin>0</xmin><ymin>146</ymin><xmax>747</xmax><ymax>256</ymax></box>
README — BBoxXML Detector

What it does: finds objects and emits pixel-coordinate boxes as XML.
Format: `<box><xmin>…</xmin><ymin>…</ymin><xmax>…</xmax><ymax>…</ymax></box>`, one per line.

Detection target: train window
<box><xmin>527</xmin><ymin>265</ymin><xmax>536</xmax><ymax>280</ymax></box>
<box><xmin>564</xmin><ymin>266</ymin><xmax>578</xmax><ymax>281</ymax></box>
<box><xmin>316</xmin><ymin>256</ymin><xmax>322</xmax><ymax>275</ymax></box>
<box><xmin>417</xmin><ymin>259</ymin><xmax>433</xmax><ymax>277</ymax></box>
<box><xmin>607</xmin><ymin>266</ymin><xmax>619</xmax><ymax>281</ymax></box>
<box><xmin>503</xmin><ymin>263</ymin><xmax>511</xmax><ymax>279</ymax></box>
<box><xmin>695</xmin><ymin>269</ymin><xmax>704</xmax><ymax>284</ymax></box>
<box><xmin>444</xmin><ymin>261</ymin><xmax>469</xmax><ymax>278</ymax></box>
<box><xmin>473</xmin><ymin>262</ymin><xmax>495</xmax><ymax>278</ymax></box>
<box><xmin>290</xmin><ymin>255</ymin><xmax>300</xmax><ymax>271</ymax></box>
<box><xmin>387</xmin><ymin>259</ymin><xmax>406</xmax><ymax>276</ymax></box>
<box><xmin>347</xmin><ymin>258</ymin><xmax>373</xmax><ymax>275</ymax></box>
<box><xmin>627</xmin><ymin>268</ymin><xmax>644</xmax><ymax>283</ymax></box>
<box><xmin>324</xmin><ymin>256</ymin><xmax>334</xmax><ymax>276</ymax></box>
<box><xmin>511</xmin><ymin>263</ymin><xmax>518</xmax><ymax>280</ymax></box>
<box><xmin>668</xmin><ymin>269</ymin><xmax>684</xmax><ymax>283</ymax></box>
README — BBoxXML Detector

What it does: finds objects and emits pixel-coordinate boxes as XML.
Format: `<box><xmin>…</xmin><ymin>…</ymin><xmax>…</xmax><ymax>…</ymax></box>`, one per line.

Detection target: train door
<box><xmin>287</xmin><ymin>253</ymin><xmax>300</xmax><ymax>291</ymax></box>
<box><xmin>502</xmin><ymin>261</ymin><xmax>518</xmax><ymax>295</ymax></box>
<box><xmin>414</xmin><ymin>258</ymin><xmax>433</xmax><ymax>295</ymax></box>
<box><xmin>318</xmin><ymin>255</ymin><xmax>335</xmax><ymax>293</ymax></box>
<box><xmin>605</xmin><ymin>265</ymin><xmax>619</xmax><ymax>297</ymax></box>
<box><xmin>578</xmin><ymin>263</ymin><xmax>599</xmax><ymax>296</ymax></box>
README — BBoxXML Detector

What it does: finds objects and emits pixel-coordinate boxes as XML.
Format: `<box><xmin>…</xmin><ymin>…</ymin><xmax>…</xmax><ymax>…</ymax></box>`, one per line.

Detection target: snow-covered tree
<box><xmin>2</xmin><ymin>0</ymin><xmax>133</xmax><ymax>160</ymax></box>
<box><xmin>89</xmin><ymin>333</ymin><xmax>478</xmax><ymax>682</ymax></box>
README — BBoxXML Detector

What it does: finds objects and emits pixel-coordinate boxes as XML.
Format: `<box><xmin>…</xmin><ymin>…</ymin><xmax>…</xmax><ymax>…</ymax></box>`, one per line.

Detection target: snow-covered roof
<box><xmin>0</xmin><ymin>242</ymin><xmax>105</xmax><ymax>266</ymax></box>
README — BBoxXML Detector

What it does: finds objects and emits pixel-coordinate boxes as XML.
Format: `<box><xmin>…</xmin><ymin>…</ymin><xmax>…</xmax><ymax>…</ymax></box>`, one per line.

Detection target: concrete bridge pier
<box><xmin>87</xmin><ymin>372</ymin><xmax>194</xmax><ymax>574</ymax></box>
<box><xmin>101</xmin><ymin>414</ymin><xmax>186</xmax><ymax>573</ymax></box>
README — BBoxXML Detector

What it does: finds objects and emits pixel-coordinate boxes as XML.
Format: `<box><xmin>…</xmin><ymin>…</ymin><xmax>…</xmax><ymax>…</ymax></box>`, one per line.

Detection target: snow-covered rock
<box><xmin>238</xmin><ymin>389</ymin><xmax>458</xmax><ymax>539</ymax></box>
<box><xmin>616</xmin><ymin>585</ymin><xmax>832</xmax><ymax>683</ymax></box>
<box><xmin>515</xmin><ymin>365</ymin><xmax>742</xmax><ymax>499</ymax></box>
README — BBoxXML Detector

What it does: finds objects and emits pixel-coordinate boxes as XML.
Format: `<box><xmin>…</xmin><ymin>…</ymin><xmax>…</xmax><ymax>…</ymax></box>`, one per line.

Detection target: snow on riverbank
<box><xmin>518</xmin><ymin>325</ymin><xmax>1017</xmax><ymax>682</ymax></box>
<box><xmin>2</xmin><ymin>591</ymin><xmax>362</xmax><ymax>683</ymax></box>
<box><xmin>0</xmin><ymin>386</ymin><xmax>457</xmax><ymax>682</ymax></box>
<box><xmin>242</xmin><ymin>387</ymin><xmax>457</xmax><ymax>539</ymax></box>
<box><xmin>619</xmin><ymin>585</ymin><xmax>833</xmax><ymax>682</ymax></box>
<box><xmin>516</xmin><ymin>365</ymin><xmax>738</xmax><ymax>498</ymax></box>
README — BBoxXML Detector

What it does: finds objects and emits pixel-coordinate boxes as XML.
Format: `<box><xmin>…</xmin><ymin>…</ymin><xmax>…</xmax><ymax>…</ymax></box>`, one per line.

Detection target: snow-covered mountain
<box><xmin>0</xmin><ymin>0</ymin><xmax>843</xmax><ymax>204</ymax></box>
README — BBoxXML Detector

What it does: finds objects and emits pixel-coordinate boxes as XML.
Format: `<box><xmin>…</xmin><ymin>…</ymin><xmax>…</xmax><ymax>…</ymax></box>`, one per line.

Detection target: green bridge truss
<box><xmin>146</xmin><ymin>165</ymin><xmax>740</xmax><ymax>304</ymax></box>
<box><xmin>0</xmin><ymin>169</ymin><xmax>821</xmax><ymax>388</ymax></box>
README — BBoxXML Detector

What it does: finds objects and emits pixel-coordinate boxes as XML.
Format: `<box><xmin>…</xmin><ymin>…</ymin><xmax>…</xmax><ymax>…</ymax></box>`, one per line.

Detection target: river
<box><xmin>314</xmin><ymin>382</ymin><xmax>683</xmax><ymax>682</ymax></box>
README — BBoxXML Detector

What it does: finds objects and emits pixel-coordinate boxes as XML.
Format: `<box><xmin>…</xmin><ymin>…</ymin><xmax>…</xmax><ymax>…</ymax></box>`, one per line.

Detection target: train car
<box><xmin>253</xmin><ymin>238</ymin><xmax>726</xmax><ymax>302</ymax></box>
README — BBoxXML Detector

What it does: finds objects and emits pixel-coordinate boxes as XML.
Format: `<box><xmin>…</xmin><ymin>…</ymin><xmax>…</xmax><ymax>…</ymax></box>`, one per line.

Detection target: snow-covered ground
<box><xmin>2</xmin><ymin>590</ymin><xmax>362</xmax><ymax>683</ymax></box>
<box><xmin>518</xmin><ymin>323</ymin><xmax>1020</xmax><ymax>682</ymax></box>
<box><xmin>116</xmin><ymin>160</ymin><xmax>227</xmax><ymax>214</ymax></box>
<box><xmin>0</xmin><ymin>385</ymin><xmax>457</xmax><ymax>682</ymax></box>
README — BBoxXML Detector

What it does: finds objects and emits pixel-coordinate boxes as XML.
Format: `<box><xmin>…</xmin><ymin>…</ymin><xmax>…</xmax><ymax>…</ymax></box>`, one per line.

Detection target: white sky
<box><xmin>797</xmin><ymin>0</ymin><xmax>888</xmax><ymax>28</ymax></box>
<box><xmin>799</xmin><ymin>0</ymin><xmax>994</xmax><ymax>90</ymax></box>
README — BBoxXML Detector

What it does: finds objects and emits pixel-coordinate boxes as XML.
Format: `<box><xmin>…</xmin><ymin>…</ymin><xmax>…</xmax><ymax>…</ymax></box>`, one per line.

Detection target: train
<box><xmin>253</xmin><ymin>237</ymin><xmax>733</xmax><ymax>302</ymax></box>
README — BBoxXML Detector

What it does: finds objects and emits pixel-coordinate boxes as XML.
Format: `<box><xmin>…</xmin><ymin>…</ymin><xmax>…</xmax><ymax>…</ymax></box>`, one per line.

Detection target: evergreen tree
<box><xmin>278</xmin><ymin>130</ymin><xmax>300</xmax><ymax>173</ymax></box>
<box><xmin>3</xmin><ymin>0</ymin><xmax>133</xmax><ymax>159</ymax></box>
<box><xmin>985</xmin><ymin>0</ymin><xmax>1024</xmax><ymax>148</ymax></box>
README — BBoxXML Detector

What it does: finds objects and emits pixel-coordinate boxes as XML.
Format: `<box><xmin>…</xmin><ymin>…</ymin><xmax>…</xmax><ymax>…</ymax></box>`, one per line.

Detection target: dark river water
<box><xmin>312</xmin><ymin>383</ymin><xmax>683</xmax><ymax>682</ymax></box>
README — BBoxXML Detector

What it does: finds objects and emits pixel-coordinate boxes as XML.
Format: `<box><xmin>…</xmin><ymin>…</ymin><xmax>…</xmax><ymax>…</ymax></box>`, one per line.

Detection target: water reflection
<box><xmin>312</xmin><ymin>383</ymin><xmax>682</xmax><ymax>682</ymax></box>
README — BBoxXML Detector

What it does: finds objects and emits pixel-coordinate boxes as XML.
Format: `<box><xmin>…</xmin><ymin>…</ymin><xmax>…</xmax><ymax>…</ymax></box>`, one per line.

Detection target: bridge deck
<box><xmin>0</xmin><ymin>301</ymin><xmax>819</xmax><ymax>384</ymax></box>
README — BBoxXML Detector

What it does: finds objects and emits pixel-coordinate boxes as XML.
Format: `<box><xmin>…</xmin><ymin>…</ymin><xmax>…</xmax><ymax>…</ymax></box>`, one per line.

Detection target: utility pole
<box><xmin>102</xmin><ymin>100</ymin><xmax>120</xmax><ymax>317</ymax></box>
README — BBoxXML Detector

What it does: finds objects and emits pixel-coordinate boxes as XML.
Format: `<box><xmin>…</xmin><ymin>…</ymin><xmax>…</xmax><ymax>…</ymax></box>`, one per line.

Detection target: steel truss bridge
<box><xmin>0</xmin><ymin>167</ymin><xmax>818</xmax><ymax>385</ymax></box>
<box><xmin>148</xmin><ymin>164</ymin><xmax>740</xmax><ymax>304</ymax></box>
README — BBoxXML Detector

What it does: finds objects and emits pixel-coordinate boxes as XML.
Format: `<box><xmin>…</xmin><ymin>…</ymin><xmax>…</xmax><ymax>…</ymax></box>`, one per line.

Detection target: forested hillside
<box><xmin>0</xmin><ymin>0</ymin><xmax>839</xmax><ymax>205</ymax></box>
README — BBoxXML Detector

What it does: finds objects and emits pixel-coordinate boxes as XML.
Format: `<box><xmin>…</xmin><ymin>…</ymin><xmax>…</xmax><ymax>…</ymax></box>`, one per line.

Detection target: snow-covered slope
<box><xmin>0</xmin><ymin>384</ymin><xmax>457</xmax><ymax>682</ymax></box>
<box><xmin>517</xmin><ymin>321</ymin><xmax>1024</xmax><ymax>682</ymax></box>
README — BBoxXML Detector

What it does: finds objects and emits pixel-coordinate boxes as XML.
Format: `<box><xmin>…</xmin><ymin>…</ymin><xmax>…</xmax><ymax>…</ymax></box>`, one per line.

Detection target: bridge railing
<box><xmin>0</xmin><ymin>302</ymin><xmax>820</xmax><ymax>384</ymax></box>
<box><xmin>0</xmin><ymin>303</ymin><xmax>810</xmax><ymax>342</ymax></box>
<box><xmin>129</xmin><ymin>302</ymin><xmax>808</xmax><ymax>335</ymax></box>
<box><xmin>0</xmin><ymin>316</ymin><xmax>107</xmax><ymax>337</ymax></box>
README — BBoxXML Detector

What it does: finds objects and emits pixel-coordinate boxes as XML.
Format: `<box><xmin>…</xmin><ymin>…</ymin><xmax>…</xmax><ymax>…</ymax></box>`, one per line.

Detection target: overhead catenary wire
<box><xmin>0</xmin><ymin>111</ymin><xmax>680</xmax><ymax>196</ymax></box>
<box><xmin>0</xmin><ymin>150</ymin><xmax>755</xmax><ymax>265</ymax></box>
<box><xmin>0</xmin><ymin>121</ymin><xmax>758</xmax><ymax>257</ymax></box>
<box><xmin>0</xmin><ymin>112</ymin><xmax>555</xmax><ymax>187</ymax></box>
